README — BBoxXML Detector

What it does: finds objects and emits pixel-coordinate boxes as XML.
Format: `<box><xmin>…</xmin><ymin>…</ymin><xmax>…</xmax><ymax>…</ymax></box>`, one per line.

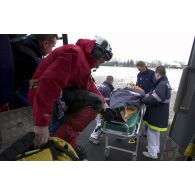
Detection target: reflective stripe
<box><xmin>152</xmin><ymin>93</ymin><xmax>162</xmax><ymax>102</ymax></box>
<box><xmin>184</xmin><ymin>143</ymin><xmax>195</xmax><ymax>157</ymax></box>
<box><xmin>164</xmin><ymin>99</ymin><xmax>170</xmax><ymax>103</ymax></box>
<box><xmin>144</xmin><ymin>120</ymin><xmax>168</xmax><ymax>132</ymax></box>
<box><xmin>152</xmin><ymin>93</ymin><xmax>170</xmax><ymax>103</ymax></box>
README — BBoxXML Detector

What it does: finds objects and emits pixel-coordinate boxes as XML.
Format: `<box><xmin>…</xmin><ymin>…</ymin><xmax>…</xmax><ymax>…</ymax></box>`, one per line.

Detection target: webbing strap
<box><xmin>29</xmin><ymin>79</ymin><xmax>38</xmax><ymax>89</ymax></box>
<box><xmin>16</xmin><ymin>141</ymin><xmax>79</xmax><ymax>161</ymax></box>
<box><xmin>0</xmin><ymin>132</ymin><xmax>35</xmax><ymax>161</ymax></box>
<box><xmin>0</xmin><ymin>133</ymin><xmax>79</xmax><ymax>161</ymax></box>
<box><xmin>48</xmin><ymin>143</ymin><xmax>59</xmax><ymax>160</ymax></box>
<box><xmin>51</xmin><ymin>142</ymin><xmax>79</xmax><ymax>161</ymax></box>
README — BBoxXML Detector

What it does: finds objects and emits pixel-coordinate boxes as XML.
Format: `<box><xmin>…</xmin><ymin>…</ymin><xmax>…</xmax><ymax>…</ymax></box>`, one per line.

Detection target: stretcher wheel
<box><xmin>104</xmin><ymin>148</ymin><xmax>110</xmax><ymax>159</ymax></box>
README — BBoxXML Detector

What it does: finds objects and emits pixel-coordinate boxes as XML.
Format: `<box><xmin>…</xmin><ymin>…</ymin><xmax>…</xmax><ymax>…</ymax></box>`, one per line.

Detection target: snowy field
<box><xmin>92</xmin><ymin>66</ymin><xmax>183</xmax><ymax>120</ymax></box>
<box><xmin>92</xmin><ymin>66</ymin><xmax>182</xmax><ymax>91</ymax></box>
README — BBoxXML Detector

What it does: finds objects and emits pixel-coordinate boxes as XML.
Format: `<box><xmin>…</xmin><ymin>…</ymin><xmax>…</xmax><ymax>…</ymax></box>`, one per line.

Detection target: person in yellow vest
<box><xmin>142</xmin><ymin>66</ymin><xmax>172</xmax><ymax>159</ymax></box>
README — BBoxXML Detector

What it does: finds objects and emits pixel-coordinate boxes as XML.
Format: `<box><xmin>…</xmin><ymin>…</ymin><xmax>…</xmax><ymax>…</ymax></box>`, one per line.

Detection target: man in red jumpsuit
<box><xmin>28</xmin><ymin>36</ymin><xmax>113</xmax><ymax>159</ymax></box>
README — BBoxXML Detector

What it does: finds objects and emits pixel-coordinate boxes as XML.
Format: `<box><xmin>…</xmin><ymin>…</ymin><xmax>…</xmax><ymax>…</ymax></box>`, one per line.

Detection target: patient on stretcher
<box><xmin>102</xmin><ymin>84</ymin><xmax>145</xmax><ymax>122</ymax></box>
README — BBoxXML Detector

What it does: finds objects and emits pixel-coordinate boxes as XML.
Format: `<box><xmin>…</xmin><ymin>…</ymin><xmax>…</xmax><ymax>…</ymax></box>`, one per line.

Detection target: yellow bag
<box><xmin>17</xmin><ymin>137</ymin><xmax>79</xmax><ymax>161</ymax></box>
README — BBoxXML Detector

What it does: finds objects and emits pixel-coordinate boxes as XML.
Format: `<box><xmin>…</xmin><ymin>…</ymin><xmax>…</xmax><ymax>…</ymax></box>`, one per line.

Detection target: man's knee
<box><xmin>66</xmin><ymin>107</ymin><xmax>97</xmax><ymax>132</ymax></box>
<box><xmin>84</xmin><ymin>92</ymin><xmax>104</xmax><ymax>113</ymax></box>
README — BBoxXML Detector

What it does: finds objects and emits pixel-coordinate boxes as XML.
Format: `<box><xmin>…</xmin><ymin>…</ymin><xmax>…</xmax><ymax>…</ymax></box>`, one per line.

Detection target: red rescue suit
<box><xmin>28</xmin><ymin>39</ymin><xmax>104</xmax><ymax>146</ymax></box>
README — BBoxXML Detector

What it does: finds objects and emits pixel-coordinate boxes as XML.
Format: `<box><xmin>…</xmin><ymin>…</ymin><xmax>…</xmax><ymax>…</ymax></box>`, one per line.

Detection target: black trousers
<box><xmin>61</xmin><ymin>88</ymin><xmax>104</xmax><ymax>114</ymax></box>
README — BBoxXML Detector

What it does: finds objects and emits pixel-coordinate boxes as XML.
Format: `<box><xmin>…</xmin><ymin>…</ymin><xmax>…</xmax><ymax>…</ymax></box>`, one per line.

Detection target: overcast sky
<box><xmin>2</xmin><ymin>1</ymin><xmax>195</xmax><ymax>65</ymax></box>
<box><xmin>67</xmin><ymin>33</ymin><xmax>194</xmax><ymax>64</ymax></box>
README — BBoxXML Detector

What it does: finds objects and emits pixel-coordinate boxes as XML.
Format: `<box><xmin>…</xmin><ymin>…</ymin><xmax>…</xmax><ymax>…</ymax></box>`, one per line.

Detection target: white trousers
<box><xmin>147</xmin><ymin>127</ymin><xmax>160</xmax><ymax>157</ymax></box>
<box><xmin>90</xmin><ymin>117</ymin><xmax>102</xmax><ymax>139</ymax></box>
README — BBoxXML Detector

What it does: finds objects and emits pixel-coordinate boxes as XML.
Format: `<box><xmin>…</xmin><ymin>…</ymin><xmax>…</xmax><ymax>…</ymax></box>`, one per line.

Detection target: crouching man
<box><xmin>28</xmin><ymin>36</ymin><xmax>113</xmax><ymax>160</ymax></box>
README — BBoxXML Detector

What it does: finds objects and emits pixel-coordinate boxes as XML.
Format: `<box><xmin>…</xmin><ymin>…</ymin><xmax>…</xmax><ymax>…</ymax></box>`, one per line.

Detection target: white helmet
<box><xmin>92</xmin><ymin>36</ymin><xmax>113</xmax><ymax>61</ymax></box>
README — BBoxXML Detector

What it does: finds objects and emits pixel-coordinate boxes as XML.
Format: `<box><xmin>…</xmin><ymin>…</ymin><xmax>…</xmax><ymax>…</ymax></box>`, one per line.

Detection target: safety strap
<box><xmin>29</xmin><ymin>79</ymin><xmax>39</xmax><ymax>89</ymax></box>
<box><xmin>0</xmin><ymin>132</ymin><xmax>35</xmax><ymax>161</ymax></box>
<box><xmin>17</xmin><ymin>142</ymin><xmax>59</xmax><ymax>160</ymax></box>
<box><xmin>51</xmin><ymin>142</ymin><xmax>79</xmax><ymax>161</ymax></box>
<box><xmin>0</xmin><ymin>132</ymin><xmax>79</xmax><ymax>161</ymax></box>
<box><xmin>16</xmin><ymin>141</ymin><xmax>79</xmax><ymax>161</ymax></box>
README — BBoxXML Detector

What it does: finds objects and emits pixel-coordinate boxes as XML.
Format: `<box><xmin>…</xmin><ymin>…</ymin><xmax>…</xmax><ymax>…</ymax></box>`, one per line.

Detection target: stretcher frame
<box><xmin>102</xmin><ymin>104</ymin><xmax>146</xmax><ymax>160</ymax></box>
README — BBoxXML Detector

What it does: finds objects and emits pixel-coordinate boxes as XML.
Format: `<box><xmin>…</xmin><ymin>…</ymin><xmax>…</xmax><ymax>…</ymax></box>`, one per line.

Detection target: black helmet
<box><xmin>92</xmin><ymin>36</ymin><xmax>113</xmax><ymax>61</ymax></box>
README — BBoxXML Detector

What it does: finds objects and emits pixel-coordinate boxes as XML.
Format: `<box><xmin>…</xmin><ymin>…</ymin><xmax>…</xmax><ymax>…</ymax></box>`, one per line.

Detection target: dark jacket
<box><xmin>136</xmin><ymin>68</ymin><xmax>156</xmax><ymax>93</ymax></box>
<box><xmin>142</xmin><ymin>76</ymin><xmax>172</xmax><ymax>131</ymax></box>
<box><xmin>98</xmin><ymin>81</ymin><xmax>114</xmax><ymax>104</ymax></box>
<box><xmin>11</xmin><ymin>35</ymin><xmax>43</xmax><ymax>89</ymax></box>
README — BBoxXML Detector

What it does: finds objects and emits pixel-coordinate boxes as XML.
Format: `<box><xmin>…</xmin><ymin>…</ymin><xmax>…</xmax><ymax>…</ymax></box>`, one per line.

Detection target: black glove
<box><xmin>101</xmin><ymin>108</ymin><xmax>116</xmax><ymax>121</ymax></box>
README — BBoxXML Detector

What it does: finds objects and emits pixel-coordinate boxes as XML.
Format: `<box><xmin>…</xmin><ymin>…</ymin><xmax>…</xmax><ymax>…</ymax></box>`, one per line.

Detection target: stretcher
<box><xmin>102</xmin><ymin>104</ymin><xmax>146</xmax><ymax>160</ymax></box>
